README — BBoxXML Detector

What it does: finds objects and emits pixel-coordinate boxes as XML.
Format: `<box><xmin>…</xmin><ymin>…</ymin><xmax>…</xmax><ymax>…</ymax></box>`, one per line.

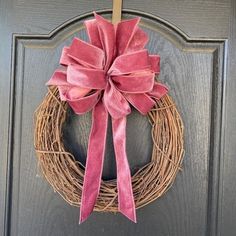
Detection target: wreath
<box><xmin>34</xmin><ymin>12</ymin><xmax>184</xmax><ymax>223</ymax></box>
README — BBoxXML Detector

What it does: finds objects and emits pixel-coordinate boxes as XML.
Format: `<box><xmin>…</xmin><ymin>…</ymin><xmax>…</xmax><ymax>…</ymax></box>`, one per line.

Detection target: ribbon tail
<box><xmin>79</xmin><ymin>101</ymin><xmax>108</xmax><ymax>223</ymax></box>
<box><xmin>112</xmin><ymin>117</ymin><xmax>137</xmax><ymax>223</ymax></box>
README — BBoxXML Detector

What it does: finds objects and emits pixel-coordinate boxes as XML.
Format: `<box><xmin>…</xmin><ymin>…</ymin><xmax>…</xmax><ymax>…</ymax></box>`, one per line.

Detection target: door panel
<box><xmin>0</xmin><ymin>1</ymin><xmax>235</xmax><ymax>236</ymax></box>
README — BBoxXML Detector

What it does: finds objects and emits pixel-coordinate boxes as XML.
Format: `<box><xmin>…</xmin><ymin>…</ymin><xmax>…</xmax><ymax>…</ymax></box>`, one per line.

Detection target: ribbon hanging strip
<box><xmin>47</xmin><ymin>12</ymin><xmax>168</xmax><ymax>223</ymax></box>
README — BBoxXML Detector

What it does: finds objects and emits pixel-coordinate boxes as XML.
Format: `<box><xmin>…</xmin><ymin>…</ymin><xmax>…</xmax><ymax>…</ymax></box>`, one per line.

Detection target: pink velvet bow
<box><xmin>47</xmin><ymin>12</ymin><xmax>168</xmax><ymax>223</ymax></box>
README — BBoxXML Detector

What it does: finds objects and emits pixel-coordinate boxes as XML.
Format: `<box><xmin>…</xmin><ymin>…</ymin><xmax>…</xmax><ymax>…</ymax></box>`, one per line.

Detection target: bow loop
<box><xmin>116</xmin><ymin>17</ymin><xmax>149</xmax><ymax>55</ymax></box>
<box><xmin>112</xmin><ymin>72</ymin><xmax>155</xmax><ymax>93</ymax></box>
<box><xmin>67</xmin><ymin>38</ymin><xmax>105</xmax><ymax>69</ymax></box>
<box><xmin>94</xmin><ymin>12</ymin><xmax>116</xmax><ymax>70</ymax></box>
<box><xmin>125</xmin><ymin>93</ymin><xmax>156</xmax><ymax>115</ymax></box>
<box><xmin>68</xmin><ymin>91</ymin><xmax>101</xmax><ymax>115</ymax></box>
<box><xmin>149</xmin><ymin>55</ymin><xmax>160</xmax><ymax>74</ymax></box>
<box><xmin>116</xmin><ymin>17</ymin><xmax>140</xmax><ymax>55</ymax></box>
<box><xmin>108</xmin><ymin>50</ymin><xmax>151</xmax><ymax>76</ymax></box>
<box><xmin>67</xmin><ymin>65</ymin><xmax>106</xmax><ymax>89</ymax></box>
<box><xmin>148</xmin><ymin>82</ymin><xmax>168</xmax><ymax>99</ymax></box>
<box><xmin>84</xmin><ymin>19</ymin><xmax>103</xmax><ymax>49</ymax></box>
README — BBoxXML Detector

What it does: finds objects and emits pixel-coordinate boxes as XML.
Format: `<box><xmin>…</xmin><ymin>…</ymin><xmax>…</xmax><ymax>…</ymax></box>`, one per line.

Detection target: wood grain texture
<box><xmin>0</xmin><ymin>1</ymin><xmax>233</xmax><ymax>236</ymax></box>
<box><xmin>220</xmin><ymin>1</ymin><xmax>236</xmax><ymax>236</ymax></box>
<box><xmin>6</xmin><ymin>0</ymin><xmax>230</xmax><ymax>38</ymax></box>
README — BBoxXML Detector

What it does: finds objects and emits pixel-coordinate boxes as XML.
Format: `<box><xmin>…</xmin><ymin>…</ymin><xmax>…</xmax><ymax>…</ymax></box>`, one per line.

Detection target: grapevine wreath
<box><xmin>34</xmin><ymin>12</ymin><xmax>184</xmax><ymax>223</ymax></box>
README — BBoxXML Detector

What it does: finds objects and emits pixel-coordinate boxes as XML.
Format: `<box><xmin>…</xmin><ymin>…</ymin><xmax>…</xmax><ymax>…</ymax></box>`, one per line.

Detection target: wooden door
<box><xmin>1</xmin><ymin>1</ymin><xmax>235</xmax><ymax>235</ymax></box>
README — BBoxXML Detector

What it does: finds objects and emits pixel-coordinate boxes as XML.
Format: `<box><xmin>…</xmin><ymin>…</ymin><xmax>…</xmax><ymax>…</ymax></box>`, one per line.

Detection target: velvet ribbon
<box><xmin>47</xmin><ymin>12</ymin><xmax>168</xmax><ymax>223</ymax></box>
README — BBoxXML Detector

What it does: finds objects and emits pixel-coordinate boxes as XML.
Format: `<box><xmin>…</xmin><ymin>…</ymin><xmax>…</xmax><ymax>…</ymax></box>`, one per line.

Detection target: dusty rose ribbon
<box><xmin>47</xmin><ymin>12</ymin><xmax>168</xmax><ymax>223</ymax></box>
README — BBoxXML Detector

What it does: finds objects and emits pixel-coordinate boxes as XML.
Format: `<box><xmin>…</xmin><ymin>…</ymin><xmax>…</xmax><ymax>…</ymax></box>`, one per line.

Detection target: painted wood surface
<box><xmin>0</xmin><ymin>1</ymin><xmax>235</xmax><ymax>236</ymax></box>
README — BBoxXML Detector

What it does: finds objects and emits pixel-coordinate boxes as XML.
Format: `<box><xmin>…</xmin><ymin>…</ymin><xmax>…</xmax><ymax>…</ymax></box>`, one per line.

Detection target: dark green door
<box><xmin>0</xmin><ymin>1</ymin><xmax>235</xmax><ymax>235</ymax></box>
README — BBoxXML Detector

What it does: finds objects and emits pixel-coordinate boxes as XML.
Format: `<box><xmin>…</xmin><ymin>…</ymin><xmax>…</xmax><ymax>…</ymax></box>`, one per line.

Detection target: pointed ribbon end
<box><xmin>79</xmin><ymin>210</ymin><xmax>91</xmax><ymax>224</ymax></box>
<box><xmin>120</xmin><ymin>208</ymin><xmax>137</xmax><ymax>223</ymax></box>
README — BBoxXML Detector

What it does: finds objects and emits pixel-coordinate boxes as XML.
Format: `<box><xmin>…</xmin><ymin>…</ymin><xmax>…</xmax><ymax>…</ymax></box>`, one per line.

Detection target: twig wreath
<box><xmin>34</xmin><ymin>10</ymin><xmax>184</xmax><ymax>223</ymax></box>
